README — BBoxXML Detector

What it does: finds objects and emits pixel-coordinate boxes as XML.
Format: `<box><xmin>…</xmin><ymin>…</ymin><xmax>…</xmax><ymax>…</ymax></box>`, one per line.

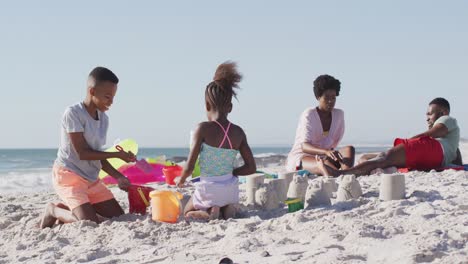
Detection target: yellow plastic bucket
<box><xmin>149</xmin><ymin>190</ymin><xmax>183</xmax><ymax>223</ymax></box>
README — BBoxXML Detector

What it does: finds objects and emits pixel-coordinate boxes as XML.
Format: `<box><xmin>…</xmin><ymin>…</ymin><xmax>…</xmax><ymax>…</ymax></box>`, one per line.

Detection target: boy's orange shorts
<box><xmin>394</xmin><ymin>136</ymin><xmax>443</xmax><ymax>170</ymax></box>
<box><xmin>52</xmin><ymin>165</ymin><xmax>115</xmax><ymax>210</ymax></box>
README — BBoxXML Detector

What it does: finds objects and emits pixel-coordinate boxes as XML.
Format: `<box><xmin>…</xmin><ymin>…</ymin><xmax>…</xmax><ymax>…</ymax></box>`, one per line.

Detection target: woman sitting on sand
<box><xmin>286</xmin><ymin>74</ymin><xmax>355</xmax><ymax>175</ymax></box>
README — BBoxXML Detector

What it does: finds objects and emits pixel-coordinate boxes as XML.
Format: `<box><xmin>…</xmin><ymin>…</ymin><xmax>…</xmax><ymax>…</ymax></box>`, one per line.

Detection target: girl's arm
<box><xmin>233</xmin><ymin>130</ymin><xmax>256</xmax><ymax>176</ymax></box>
<box><xmin>177</xmin><ymin>124</ymin><xmax>204</xmax><ymax>187</ymax></box>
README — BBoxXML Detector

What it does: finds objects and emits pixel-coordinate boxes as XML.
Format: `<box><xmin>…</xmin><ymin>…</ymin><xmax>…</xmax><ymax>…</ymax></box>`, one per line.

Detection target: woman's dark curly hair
<box><xmin>205</xmin><ymin>61</ymin><xmax>242</xmax><ymax>111</ymax></box>
<box><xmin>313</xmin><ymin>74</ymin><xmax>341</xmax><ymax>98</ymax></box>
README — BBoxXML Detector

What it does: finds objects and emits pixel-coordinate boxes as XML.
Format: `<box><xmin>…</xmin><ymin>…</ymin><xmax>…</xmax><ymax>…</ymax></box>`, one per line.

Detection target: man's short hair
<box><xmin>88</xmin><ymin>67</ymin><xmax>119</xmax><ymax>87</ymax></box>
<box><xmin>429</xmin><ymin>97</ymin><xmax>450</xmax><ymax>113</ymax></box>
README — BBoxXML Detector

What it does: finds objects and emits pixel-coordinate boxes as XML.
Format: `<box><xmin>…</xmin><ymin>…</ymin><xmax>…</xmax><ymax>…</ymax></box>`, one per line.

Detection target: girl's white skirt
<box><xmin>192</xmin><ymin>174</ymin><xmax>239</xmax><ymax>210</ymax></box>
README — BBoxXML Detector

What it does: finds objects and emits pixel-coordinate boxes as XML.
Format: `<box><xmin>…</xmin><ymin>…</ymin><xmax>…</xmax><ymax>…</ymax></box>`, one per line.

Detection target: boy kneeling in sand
<box><xmin>40</xmin><ymin>67</ymin><xmax>134</xmax><ymax>228</ymax></box>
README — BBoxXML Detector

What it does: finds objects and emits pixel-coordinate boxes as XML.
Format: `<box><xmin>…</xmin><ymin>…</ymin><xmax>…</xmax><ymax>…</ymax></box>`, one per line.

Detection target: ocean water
<box><xmin>0</xmin><ymin>146</ymin><xmax>388</xmax><ymax>194</ymax></box>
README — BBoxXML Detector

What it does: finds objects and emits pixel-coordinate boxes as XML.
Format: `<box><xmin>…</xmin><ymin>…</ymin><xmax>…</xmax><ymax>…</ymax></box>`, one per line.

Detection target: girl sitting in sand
<box><xmin>286</xmin><ymin>74</ymin><xmax>355</xmax><ymax>175</ymax></box>
<box><xmin>177</xmin><ymin>61</ymin><xmax>256</xmax><ymax>221</ymax></box>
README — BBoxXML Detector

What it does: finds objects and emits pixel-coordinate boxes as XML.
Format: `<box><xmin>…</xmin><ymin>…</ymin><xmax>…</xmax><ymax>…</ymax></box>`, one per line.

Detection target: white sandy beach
<box><xmin>1</xmin><ymin>144</ymin><xmax>467</xmax><ymax>264</ymax></box>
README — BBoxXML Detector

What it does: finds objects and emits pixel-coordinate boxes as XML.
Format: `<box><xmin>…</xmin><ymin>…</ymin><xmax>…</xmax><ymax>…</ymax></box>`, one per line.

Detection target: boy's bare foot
<box><xmin>221</xmin><ymin>204</ymin><xmax>236</xmax><ymax>220</ymax></box>
<box><xmin>40</xmin><ymin>203</ymin><xmax>57</xmax><ymax>229</ymax></box>
<box><xmin>185</xmin><ymin>210</ymin><xmax>210</xmax><ymax>221</ymax></box>
<box><xmin>209</xmin><ymin>206</ymin><xmax>220</xmax><ymax>221</ymax></box>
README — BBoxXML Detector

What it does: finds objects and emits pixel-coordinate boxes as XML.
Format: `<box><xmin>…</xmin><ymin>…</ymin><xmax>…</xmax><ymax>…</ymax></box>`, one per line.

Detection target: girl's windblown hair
<box><xmin>206</xmin><ymin>61</ymin><xmax>242</xmax><ymax>111</ymax></box>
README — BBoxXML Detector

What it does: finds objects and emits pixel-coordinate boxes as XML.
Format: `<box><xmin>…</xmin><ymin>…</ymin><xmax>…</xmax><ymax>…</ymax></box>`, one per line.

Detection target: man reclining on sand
<box><xmin>317</xmin><ymin>97</ymin><xmax>461</xmax><ymax>177</ymax></box>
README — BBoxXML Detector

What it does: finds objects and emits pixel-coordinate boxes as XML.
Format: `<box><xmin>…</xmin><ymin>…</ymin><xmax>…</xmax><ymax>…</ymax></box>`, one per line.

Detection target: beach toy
<box><xmin>189</xmin><ymin>130</ymin><xmax>201</xmax><ymax>179</ymax></box>
<box><xmin>284</xmin><ymin>198</ymin><xmax>304</xmax><ymax>213</ymax></box>
<box><xmin>379</xmin><ymin>174</ymin><xmax>405</xmax><ymax>201</ymax></box>
<box><xmin>162</xmin><ymin>165</ymin><xmax>183</xmax><ymax>185</ymax></box>
<box><xmin>257</xmin><ymin>170</ymin><xmax>278</xmax><ymax>179</ymax></box>
<box><xmin>192</xmin><ymin>159</ymin><xmax>201</xmax><ymax>178</ymax></box>
<box><xmin>102</xmin><ymin>163</ymin><xmax>166</xmax><ymax>185</ymax></box>
<box><xmin>115</xmin><ymin>145</ymin><xmax>153</xmax><ymax>174</ymax></box>
<box><xmin>149</xmin><ymin>190</ymin><xmax>183</xmax><ymax>223</ymax></box>
<box><xmin>99</xmin><ymin>139</ymin><xmax>139</xmax><ymax>179</ymax></box>
<box><xmin>296</xmin><ymin>169</ymin><xmax>310</xmax><ymax>177</ymax></box>
<box><xmin>147</xmin><ymin>155</ymin><xmax>167</xmax><ymax>165</ymax></box>
<box><xmin>128</xmin><ymin>185</ymin><xmax>154</xmax><ymax>215</ymax></box>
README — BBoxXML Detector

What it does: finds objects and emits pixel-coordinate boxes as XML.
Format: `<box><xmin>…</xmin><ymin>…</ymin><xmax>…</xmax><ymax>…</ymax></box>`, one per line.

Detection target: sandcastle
<box><xmin>245</xmin><ymin>173</ymin><xmax>266</xmax><ymax>205</ymax></box>
<box><xmin>278</xmin><ymin>171</ymin><xmax>295</xmax><ymax>191</ymax></box>
<box><xmin>286</xmin><ymin>174</ymin><xmax>309</xmax><ymax>202</ymax></box>
<box><xmin>254</xmin><ymin>183</ymin><xmax>281</xmax><ymax>210</ymax></box>
<box><xmin>322</xmin><ymin>177</ymin><xmax>338</xmax><ymax>198</ymax></box>
<box><xmin>379</xmin><ymin>173</ymin><xmax>405</xmax><ymax>201</ymax></box>
<box><xmin>304</xmin><ymin>180</ymin><xmax>331</xmax><ymax>209</ymax></box>
<box><xmin>336</xmin><ymin>175</ymin><xmax>363</xmax><ymax>201</ymax></box>
<box><xmin>245</xmin><ymin>172</ymin><xmax>344</xmax><ymax>210</ymax></box>
<box><xmin>246</xmin><ymin>172</ymin><xmax>307</xmax><ymax>210</ymax></box>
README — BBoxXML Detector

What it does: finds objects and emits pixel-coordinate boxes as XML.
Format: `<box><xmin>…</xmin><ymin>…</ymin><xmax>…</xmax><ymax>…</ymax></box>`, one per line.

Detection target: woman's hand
<box><xmin>325</xmin><ymin>150</ymin><xmax>343</xmax><ymax>162</ymax></box>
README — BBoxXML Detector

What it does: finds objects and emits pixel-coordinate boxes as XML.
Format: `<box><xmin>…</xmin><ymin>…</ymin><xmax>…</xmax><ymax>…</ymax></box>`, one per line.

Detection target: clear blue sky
<box><xmin>0</xmin><ymin>1</ymin><xmax>466</xmax><ymax>148</ymax></box>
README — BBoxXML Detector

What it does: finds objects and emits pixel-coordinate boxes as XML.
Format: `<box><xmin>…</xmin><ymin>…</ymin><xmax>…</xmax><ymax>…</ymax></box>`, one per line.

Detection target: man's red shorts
<box><xmin>394</xmin><ymin>136</ymin><xmax>443</xmax><ymax>171</ymax></box>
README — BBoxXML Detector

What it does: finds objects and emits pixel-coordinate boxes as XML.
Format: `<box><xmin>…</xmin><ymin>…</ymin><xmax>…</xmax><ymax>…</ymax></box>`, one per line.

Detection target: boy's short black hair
<box><xmin>429</xmin><ymin>97</ymin><xmax>450</xmax><ymax>113</ymax></box>
<box><xmin>313</xmin><ymin>74</ymin><xmax>341</xmax><ymax>98</ymax></box>
<box><xmin>88</xmin><ymin>67</ymin><xmax>119</xmax><ymax>86</ymax></box>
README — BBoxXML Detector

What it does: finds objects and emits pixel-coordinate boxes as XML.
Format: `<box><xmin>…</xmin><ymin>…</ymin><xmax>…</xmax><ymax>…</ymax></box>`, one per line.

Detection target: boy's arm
<box><xmin>69</xmin><ymin>132</ymin><xmax>135</xmax><ymax>162</ymax></box>
<box><xmin>411</xmin><ymin>123</ymin><xmax>448</xmax><ymax>139</ymax></box>
<box><xmin>233</xmin><ymin>129</ymin><xmax>256</xmax><ymax>176</ymax></box>
<box><xmin>101</xmin><ymin>159</ymin><xmax>131</xmax><ymax>191</ymax></box>
<box><xmin>177</xmin><ymin>124</ymin><xmax>204</xmax><ymax>187</ymax></box>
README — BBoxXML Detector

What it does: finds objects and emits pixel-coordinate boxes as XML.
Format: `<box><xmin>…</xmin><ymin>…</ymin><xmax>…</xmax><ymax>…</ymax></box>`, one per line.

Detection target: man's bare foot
<box><xmin>209</xmin><ymin>206</ymin><xmax>220</xmax><ymax>221</ymax></box>
<box><xmin>40</xmin><ymin>203</ymin><xmax>57</xmax><ymax>229</ymax></box>
<box><xmin>221</xmin><ymin>204</ymin><xmax>236</xmax><ymax>220</ymax></box>
<box><xmin>185</xmin><ymin>210</ymin><xmax>210</xmax><ymax>221</ymax></box>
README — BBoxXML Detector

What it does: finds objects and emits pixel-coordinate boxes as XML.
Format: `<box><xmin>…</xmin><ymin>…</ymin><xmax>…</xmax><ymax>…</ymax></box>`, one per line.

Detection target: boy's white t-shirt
<box><xmin>55</xmin><ymin>102</ymin><xmax>109</xmax><ymax>182</ymax></box>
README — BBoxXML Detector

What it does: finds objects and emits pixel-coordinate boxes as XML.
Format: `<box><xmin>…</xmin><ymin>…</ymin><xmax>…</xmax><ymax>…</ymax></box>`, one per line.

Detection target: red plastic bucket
<box><xmin>128</xmin><ymin>185</ymin><xmax>154</xmax><ymax>215</ymax></box>
<box><xmin>162</xmin><ymin>165</ymin><xmax>183</xmax><ymax>185</ymax></box>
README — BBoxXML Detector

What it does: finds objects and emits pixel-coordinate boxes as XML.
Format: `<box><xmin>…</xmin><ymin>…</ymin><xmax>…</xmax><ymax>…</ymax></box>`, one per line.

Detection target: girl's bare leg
<box><xmin>184</xmin><ymin>197</ymin><xmax>209</xmax><ymax>220</ymax></box>
<box><xmin>221</xmin><ymin>204</ymin><xmax>236</xmax><ymax>220</ymax></box>
<box><xmin>209</xmin><ymin>206</ymin><xmax>220</xmax><ymax>220</ymax></box>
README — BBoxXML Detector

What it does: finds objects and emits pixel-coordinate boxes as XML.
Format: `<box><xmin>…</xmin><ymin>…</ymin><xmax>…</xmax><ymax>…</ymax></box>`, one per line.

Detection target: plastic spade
<box><xmin>116</xmin><ymin>145</ymin><xmax>153</xmax><ymax>174</ymax></box>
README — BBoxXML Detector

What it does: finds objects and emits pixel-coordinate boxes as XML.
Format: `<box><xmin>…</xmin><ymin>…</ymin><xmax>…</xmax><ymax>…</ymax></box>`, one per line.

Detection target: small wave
<box><xmin>254</xmin><ymin>153</ymin><xmax>286</xmax><ymax>158</ymax></box>
<box><xmin>0</xmin><ymin>169</ymin><xmax>53</xmax><ymax>194</ymax></box>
